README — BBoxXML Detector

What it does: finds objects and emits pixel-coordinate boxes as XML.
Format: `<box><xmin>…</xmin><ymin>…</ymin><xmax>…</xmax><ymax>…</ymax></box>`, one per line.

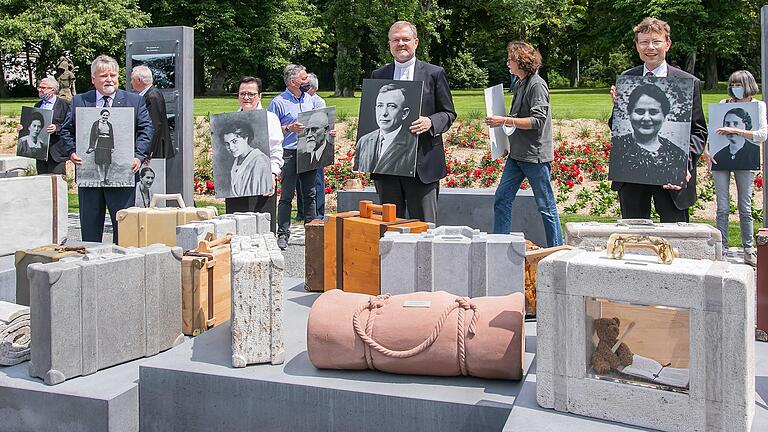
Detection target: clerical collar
<box><xmin>395</xmin><ymin>57</ymin><xmax>416</xmax><ymax>69</ymax></box>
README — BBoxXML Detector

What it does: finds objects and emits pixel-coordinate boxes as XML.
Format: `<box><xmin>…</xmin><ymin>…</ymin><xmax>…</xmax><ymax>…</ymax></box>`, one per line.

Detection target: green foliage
<box><xmin>581</xmin><ymin>49</ymin><xmax>632</xmax><ymax>87</ymax></box>
<box><xmin>445</xmin><ymin>120</ymin><xmax>488</xmax><ymax>149</ymax></box>
<box><xmin>344</xmin><ymin>118</ymin><xmax>358</xmax><ymax>141</ymax></box>
<box><xmin>547</xmin><ymin>71</ymin><xmax>570</xmax><ymax>89</ymax></box>
<box><xmin>444</xmin><ymin>51</ymin><xmax>488</xmax><ymax>89</ymax></box>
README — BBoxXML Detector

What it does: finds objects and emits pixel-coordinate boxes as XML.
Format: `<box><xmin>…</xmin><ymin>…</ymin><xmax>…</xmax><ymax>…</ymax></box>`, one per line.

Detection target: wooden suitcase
<box><xmin>757</xmin><ymin>228</ymin><xmax>768</xmax><ymax>341</ymax></box>
<box><xmin>181</xmin><ymin>234</ymin><xmax>232</xmax><ymax>336</ymax></box>
<box><xmin>304</xmin><ymin>218</ymin><xmax>326</xmax><ymax>292</ymax></box>
<box><xmin>320</xmin><ymin>201</ymin><xmax>429</xmax><ymax>295</ymax></box>
<box><xmin>117</xmin><ymin>193</ymin><xmax>218</xmax><ymax>248</ymax></box>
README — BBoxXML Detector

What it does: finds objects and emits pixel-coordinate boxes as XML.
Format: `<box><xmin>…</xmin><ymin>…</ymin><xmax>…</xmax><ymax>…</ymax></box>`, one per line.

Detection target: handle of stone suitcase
<box><xmin>149</xmin><ymin>193</ymin><xmax>186</xmax><ymax>208</ymax></box>
<box><xmin>197</xmin><ymin>233</ymin><xmax>233</xmax><ymax>252</ymax></box>
<box><xmin>358</xmin><ymin>200</ymin><xmax>396</xmax><ymax>222</ymax></box>
<box><xmin>606</xmin><ymin>234</ymin><xmax>678</xmax><ymax>264</ymax></box>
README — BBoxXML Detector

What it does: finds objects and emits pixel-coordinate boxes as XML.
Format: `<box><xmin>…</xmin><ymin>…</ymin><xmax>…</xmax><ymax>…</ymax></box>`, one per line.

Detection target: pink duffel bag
<box><xmin>307</xmin><ymin>289</ymin><xmax>525</xmax><ymax>380</ymax></box>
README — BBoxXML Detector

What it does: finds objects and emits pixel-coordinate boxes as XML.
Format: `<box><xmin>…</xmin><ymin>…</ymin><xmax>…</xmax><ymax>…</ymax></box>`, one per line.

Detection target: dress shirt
<box><xmin>643</xmin><ymin>61</ymin><xmax>669</xmax><ymax>78</ymax></box>
<box><xmin>379</xmin><ymin>125</ymin><xmax>402</xmax><ymax>156</ymax></box>
<box><xmin>394</xmin><ymin>57</ymin><xmax>416</xmax><ymax>81</ymax></box>
<box><xmin>39</xmin><ymin>96</ymin><xmax>57</xmax><ymax>110</ymax></box>
<box><xmin>267</xmin><ymin>89</ymin><xmax>321</xmax><ymax>150</ymax></box>
<box><xmin>95</xmin><ymin>90</ymin><xmax>114</xmax><ymax>107</ymax></box>
<box><xmin>138</xmin><ymin>87</ymin><xmax>150</xmax><ymax>96</ymax></box>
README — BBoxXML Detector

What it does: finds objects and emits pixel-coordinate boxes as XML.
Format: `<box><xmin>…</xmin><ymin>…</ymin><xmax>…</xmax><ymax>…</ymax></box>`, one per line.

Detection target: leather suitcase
<box><xmin>323</xmin><ymin>201</ymin><xmax>429</xmax><ymax>295</ymax></box>
<box><xmin>181</xmin><ymin>234</ymin><xmax>232</xmax><ymax>336</ymax></box>
<box><xmin>307</xmin><ymin>289</ymin><xmax>526</xmax><ymax>380</ymax></box>
<box><xmin>757</xmin><ymin>228</ymin><xmax>768</xmax><ymax>341</ymax></box>
<box><xmin>14</xmin><ymin>243</ymin><xmax>103</xmax><ymax>306</ymax></box>
<box><xmin>116</xmin><ymin>193</ymin><xmax>218</xmax><ymax>248</ymax></box>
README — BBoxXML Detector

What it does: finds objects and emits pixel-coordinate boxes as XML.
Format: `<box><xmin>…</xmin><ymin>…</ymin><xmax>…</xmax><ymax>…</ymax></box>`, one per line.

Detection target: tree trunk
<box><xmin>333</xmin><ymin>25</ymin><xmax>359</xmax><ymax>97</ymax></box>
<box><xmin>0</xmin><ymin>56</ymin><xmax>9</xmax><ymax>98</ymax></box>
<box><xmin>206</xmin><ymin>65</ymin><xmax>227</xmax><ymax>96</ymax></box>
<box><xmin>24</xmin><ymin>42</ymin><xmax>34</xmax><ymax>86</ymax></box>
<box><xmin>569</xmin><ymin>56</ymin><xmax>578</xmax><ymax>88</ymax></box>
<box><xmin>704</xmin><ymin>50</ymin><xmax>717</xmax><ymax>90</ymax></box>
<box><xmin>194</xmin><ymin>47</ymin><xmax>205</xmax><ymax>97</ymax></box>
<box><xmin>685</xmin><ymin>51</ymin><xmax>696</xmax><ymax>75</ymax></box>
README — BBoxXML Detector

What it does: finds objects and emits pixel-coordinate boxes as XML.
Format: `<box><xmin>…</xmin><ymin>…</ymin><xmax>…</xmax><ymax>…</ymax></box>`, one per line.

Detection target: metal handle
<box><xmin>149</xmin><ymin>193</ymin><xmax>186</xmax><ymax>208</ymax></box>
<box><xmin>606</xmin><ymin>234</ymin><xmax>677</xmax><ymax>264</ymax></box>
<box><xmin>358</xmin><ymin>200</ymin><xmax>396</xmax><ymax>222</ymax></box>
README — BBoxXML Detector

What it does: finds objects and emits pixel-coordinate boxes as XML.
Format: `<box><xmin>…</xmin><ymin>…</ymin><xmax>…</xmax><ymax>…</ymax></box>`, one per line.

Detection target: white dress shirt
<box><xmin>378</xmin><ymin>125</ymin><xmax>402</xmax><ymax>156</ymax></box>
<box><xmin>394</xmin><ymin>57</ymin><xmax>416</xmax><ymax>81</ymax></box>
<box><xmin>643</xmin><ymin>61</ymin><xmax>669</xmax><ymax>78</ymax></box>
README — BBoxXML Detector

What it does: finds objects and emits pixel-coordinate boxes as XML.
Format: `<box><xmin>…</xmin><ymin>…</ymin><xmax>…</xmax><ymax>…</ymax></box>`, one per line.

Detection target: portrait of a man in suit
<box><xmin>354</xmin><ymin>83</ymin><xmax>418</xmax><ymax>177</ymax></box>
<box><xmin>297</xmin><ymin>108</ymin><xmax>334</xmax><ymax>173</ymax></box>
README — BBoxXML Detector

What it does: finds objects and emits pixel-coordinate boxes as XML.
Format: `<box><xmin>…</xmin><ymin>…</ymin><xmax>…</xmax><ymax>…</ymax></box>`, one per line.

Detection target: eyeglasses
<box><xmin>238</xmin><ymin>92</ymin><xmax>259</xmax><ymax>99</ymax></box>
<box><xmin>637</xmin><ymin>40</ymin><xmax>666</xmax><ymax>49</ymax></box>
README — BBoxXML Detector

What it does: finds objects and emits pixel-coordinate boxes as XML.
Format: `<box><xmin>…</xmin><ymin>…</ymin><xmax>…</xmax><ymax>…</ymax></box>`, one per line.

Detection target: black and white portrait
<box><xmin>609</xmin><ymin>75</ymin><xmax>693</xmax><ymax>186</ymax></box>
<box><xmin>354</xmin><ymin>79</ymin><xmax>423</xmax><ymax>177</ymax></box>
<box><xmin>135</xmin><ymin>166</ymin><xmax>156</xmax><ymax>207</ymax></box>
<box><xmin>297</xmin><ymin>107</ymin><xmax>335</xmax><ymax>173</ymax></box>
<box><xmin>210</xmin><ymin>110</ymin><xmax>273</xmax><ymax>198</ymax></box>
<box><xmin>131</xmin><ymin>53</ymin><xmax>175</xmax><ymax>89</ymax></box>
<box><xmin>16</xmin><ymin>106</ymin><xmax>53</xmax><ymax>161</ymax></box>
<box><xmin>75</xmin><ymin>107</ymin><xmax>135</xmax><ymax>187</ymax></box>
<box><xmin>708</xmin><ymin>102</ymin><xmax>760</xmax><ymax>171</ymax></box>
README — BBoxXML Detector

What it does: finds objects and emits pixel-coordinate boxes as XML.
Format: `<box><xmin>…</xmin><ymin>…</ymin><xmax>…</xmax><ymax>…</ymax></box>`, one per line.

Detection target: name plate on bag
<box><xmin>403</xmin><ymin>301</ymin><xmax>432</xmax><ymax>308</ymax></box>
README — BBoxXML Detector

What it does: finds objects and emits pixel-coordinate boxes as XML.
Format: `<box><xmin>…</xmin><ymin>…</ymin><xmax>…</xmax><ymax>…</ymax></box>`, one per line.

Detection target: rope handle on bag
<box><xmin>352</xmin><ymin>295</ymin><xmax>479</xmax><ymax>359</ymax></box>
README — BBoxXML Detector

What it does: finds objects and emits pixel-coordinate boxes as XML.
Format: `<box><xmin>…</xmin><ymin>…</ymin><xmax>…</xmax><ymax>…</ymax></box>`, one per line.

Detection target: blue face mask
<box><xmin>731</xmin><ymin>86</ymin><xmax>745</xmax><ymax>100</ymax></box>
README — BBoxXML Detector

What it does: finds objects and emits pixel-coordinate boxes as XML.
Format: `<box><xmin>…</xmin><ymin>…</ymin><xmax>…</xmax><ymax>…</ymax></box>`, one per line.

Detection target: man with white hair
<box><xmin>295</xmin><ymin>71</ymin><xmax>328</xmax><ymax>221</ymax></box>
<box><xmin>268</xmin><ymin>63</ymin><xmax>324</xmax><ymax>249</ymax></box>
<box><xmin>131</xmin><ymin>65</ymin><xmax>174</xmax><ymax>159</ymax></box>
<box><xmin>34</xmin><ymin>76</ymin><xmax>70</xmax><ymax>174</ymax></box>
<box><xmin>60</xmin><ymin>54</ymin><xmax>153</xmax><ymax>243</ymax></box>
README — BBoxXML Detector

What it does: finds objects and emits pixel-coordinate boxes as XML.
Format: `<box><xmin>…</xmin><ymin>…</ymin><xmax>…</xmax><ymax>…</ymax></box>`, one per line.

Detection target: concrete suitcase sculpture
<box><xmin>116</xmin><ymin>193</ymin><xmax>218</xmax><ymax>247</ymax></box>
<box><xmin>379</xmin><ymin>226</ymin><xmax>526</xmax><ymax>297</ymax></box>
<box><xmin>176</xmin><ymin>222</ymin><xmax>215</xmax><ymax>252</ymax></box>
<box><xmin>757</xmin><ymin>228</ymin><xmax>768</xmax><ymax>341</ymax></box>
<box><xmin>0</xmin><ymin>301</ymin><xmax>30</xmax><ymax>366</ymax></box>
<box><xmin>0</xmin><ymin>175</ymin><xmax>68</xmax><ymax>257</ymax></box>
<box><xmin>196</xmin><ymin>217</ymin><xmax>236</xmax><ymax>239</ymax></box>
<box><xmin>315</xmin><ymin>201</ymin><xmax>429</xmax><ymax>295</ymax></box>
<box><xmin>181</xmin><ymin>234</ymin><xmax>232</xmax><ymax>336</ymax></box>
<box><xmin>307</xmin><ymin>289</ymin><xmax>526</xmax><ymax>380</ymax></box>
<box><xmin>231</xmin><ymin>234</ymin><xmax>285</xmax><ymax>367</ymax></box>
<box><xmin>219</xmin><ymin>212</ymin><xmax>270</xmax><ymax>237</ymax></box>
<box><xmin>535</xmin><ymin>236</ymin><xmax>755</xmax><ymax>431</ymax></box>
<box><xmin>565</xmin><ymin>219</ymin><xmax>722</xmax><ymax>260</ymax></box>
<box><xmin>27</xmin><ymin>245</ymin><xmax>184</xmax><ymax>385</ymax></box>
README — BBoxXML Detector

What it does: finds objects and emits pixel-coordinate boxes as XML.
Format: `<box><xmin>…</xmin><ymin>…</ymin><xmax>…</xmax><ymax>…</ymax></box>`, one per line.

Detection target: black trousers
<box><xmin>618</xmin><ymin>183</ymin><xmax>689</xmax><ymax>223</ymax></box>
<box><xmin>37</xmin><ymin>158</ymin><xmax>66</xmax><ymax>175</ymax></box>
<box><xmin>225</xmin><ymin>194</ymin><xmax>277</xmax><ymax>233</ymax></box>
<box><xmin>278</xmin><ymin>150</ymin><xmax>316</xmax><ymax>239</ymax></box>
<box><xmin>78</xmin><ymin>186</ymin><xmax>135</xmax><ymax>243</ymax></box>
<box><xmin>373</xmin><ymin>175</ymin><xmax>439</xmax><ymax>223</ymax></box>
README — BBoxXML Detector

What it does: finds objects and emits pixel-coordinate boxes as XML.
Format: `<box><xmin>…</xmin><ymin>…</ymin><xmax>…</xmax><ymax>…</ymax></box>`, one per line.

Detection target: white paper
<box><xmin>484</xmin><ymin>84</ymin><xmax>509</xmax><ymax>159</ymax></box>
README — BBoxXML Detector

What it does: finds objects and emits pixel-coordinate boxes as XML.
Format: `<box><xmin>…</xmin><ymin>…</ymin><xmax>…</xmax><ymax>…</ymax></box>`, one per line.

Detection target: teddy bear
<box><xmin>590</xmin><ymin>317</ymin><xmax>634</xmax><ymax>375</ymax></box>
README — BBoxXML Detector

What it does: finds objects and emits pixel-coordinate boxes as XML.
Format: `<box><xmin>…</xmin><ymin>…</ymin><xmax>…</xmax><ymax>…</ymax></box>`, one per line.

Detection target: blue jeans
<box><xmin>712</xmin><ymin>170</ymin><xmax>754</xmax><ymax>250</ymax></box>
<box><xmin>494</xmin><ymin>159</ymin><xmax>563</xmax><ymax>247</ymax></box>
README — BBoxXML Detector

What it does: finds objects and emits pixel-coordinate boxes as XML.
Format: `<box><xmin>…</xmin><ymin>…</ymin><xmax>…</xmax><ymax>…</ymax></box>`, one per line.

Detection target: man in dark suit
<box><xmin>369</xmin><ymin>21</ymin><xmax>456</xmax><ymax>223</ymax></box>
<box><xmin>610</xmin><ymin>17</ymin><xmax>707</xmax><ymax>222</ymax></box>
<box><xmin>60</xmin><ymin>55</ymin><xmax>153</xmax><ymax>243</ymax></box>
<box><xmin>297</xmin><ymin>109</ymin><xmax>331</xmax><ymax>173</ymax></box>
<box><xmin>130</xmin><ymin>65</ymin><xmax>174</xmax><ymax>159</ymax></box>
<box><xmin>34</xmin><ymin>77</ymin><xmax>70</xmax><ymax>174</ymax></box>
<box><xmin>354</xmin><ymin>83</ymin><xmax>417</xmax><ymax>177</ymax></box>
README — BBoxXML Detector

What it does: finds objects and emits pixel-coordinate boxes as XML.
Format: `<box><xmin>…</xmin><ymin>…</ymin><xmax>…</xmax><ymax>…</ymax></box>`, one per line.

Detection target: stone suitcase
<box><xmin>535</xmin><ymin>243</ymin><xmax>755</xmax><ymax>431</ymax></box>
<box><xmin>231</xmin><ymin>234</ymin><xmax>285</xmax><ymax>367</ymax></box>
<box><xmin>1</xmin><ymin>301</ymin><xmax>30</xmax><ymax>366</ymax></box>
<box><xmin>379</xmin><ymin>226</ymin><xmax>526</xmax><ymax>298</ymax></box>
<box><xmin>565</xmin><ymin>219</ymin><xmax>723</xmax><ymax>260</ymax></box>
<box><xmin>0</xmin><ymin>175</ymin><xmax>68</xmax><ymax>256</ymax></box>
<box><xmin>176</xmin><ymin>222</ymin><xmax>214</xmax><ymax>252</ymax></box>
<box><xmin>27</xmin><ymin>244</ymin><xmax>184</xmax><ymax>385</ymax></box>
<box><xmin>307</xmin><ymin>289</ymin><xmax>526</xmax><ymax>380</ymax></box>
<box><xmin>758</xmin><ymin>228</ymin><xmax>768</xmax><ymax>341</ymax></box>
<box><xmin>116</xmin><ymin>193</ymin><xmax>218</xmax><ymax>248</ymax></box>
<box><xmin>322</xmin><ymin>201</ymin><xmax>430</xmax><ymax>295</ymax></box>
<box><xmin>218</xmin><ymin>212</ymin><xmax>270</xmax><ymax>236</ymax></box>
<box><xmin>181</xmin><ymin>234</ymin><xmax>232</xmax><ymax>336</ymax></box>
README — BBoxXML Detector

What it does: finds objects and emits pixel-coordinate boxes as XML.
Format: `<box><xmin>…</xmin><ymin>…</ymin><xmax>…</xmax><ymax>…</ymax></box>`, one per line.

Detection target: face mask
<box><xmin>731</xmin><ymin>86</ymin><xmax>745</xmax><ymax>100</ymax></box>
<box><xmin>299</xmin><ymin>82</ymin><xmax>311</xmax><ymax>94</ymax></box>
<box><xmin>38</xmin><ymin>91</ymin><xmax>50</xmax><ymax>101</ymax></box>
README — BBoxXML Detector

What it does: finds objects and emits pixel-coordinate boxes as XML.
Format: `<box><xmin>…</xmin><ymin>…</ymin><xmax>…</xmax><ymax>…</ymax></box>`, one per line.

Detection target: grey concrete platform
<box><xmin>139</xmin><ymin>277</ymin><xmax>533</xmax><ymax>432</ymax></box>
<box><xmin>0</xmin><ymin>356</ymin><xmax>147</xmax><ymax>432</ymax></box>
<box><xmin>283</xmin><ymin>225</ymin><xmax>305</xmax><ymax>278</ymax></box>
<box><xmin>337</xmin><ymin>187</ymin><xmax>547</xmax><ymax>247</ymax></box>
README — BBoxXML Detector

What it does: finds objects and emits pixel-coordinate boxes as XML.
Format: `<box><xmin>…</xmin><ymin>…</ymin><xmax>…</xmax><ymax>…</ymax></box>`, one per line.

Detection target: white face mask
<box><xmin>731</xmin><ymin>86</ymin><xmax>745</xmax><ymax>99</ymax></box>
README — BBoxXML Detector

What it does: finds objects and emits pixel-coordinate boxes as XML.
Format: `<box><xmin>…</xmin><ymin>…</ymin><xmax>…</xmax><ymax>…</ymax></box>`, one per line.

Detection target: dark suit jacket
<box><xmin>610</xmin><ymin>65</ymin><xmax>707</xmax><ymax>210</ymax></box>
<box><xmin>35</xmin><ymin>97</ymin><xmax>70</xmax><ymax>162</ymax></box>
<box><xmin>354</xmin><ymin>127</ymin><xmax>417</xmax><ymax>177</ymax></box>
<box><xmin>60</xmin><ymin>89</ymin><xmax>153</xmax><ymax>162</ymax></box>
<box><xmin>371</xmin><ymin>60</ymin><xmax>456</xmax><ymax>184</ymax></box>
<box><xmin>143</xmin><ymin>86</ymin><xmax>175</xmax><ymax>159</ymax></box>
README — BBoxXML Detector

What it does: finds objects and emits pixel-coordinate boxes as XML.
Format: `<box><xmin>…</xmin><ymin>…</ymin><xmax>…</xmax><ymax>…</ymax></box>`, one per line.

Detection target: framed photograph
<box><xmin>609</xmin><ymin>75</ymin><xmax>693</xmax><ymax>186</ymax></box>
<box><xmin>131</xmin><ymin>53</ymin><xmax>176</xmax><ymax>89</ymax></box>
<box><xmin>210</xmin><ymin>110</ymin><xmax>273</xmax><ymax>198</ymax></box>
<box><xmin>75</xmin><ymin>107</ymin><xmax>135</xmax><ymax>187</ymax></box>
<box><xmin>297</xmin><ymin>107</ymin><xmax>336</xmax><ymax>174</ymax></box>
<box><xmin>484</xmin><ymin>84</ymin><xmax>509</xmax><ymax>160</ymax></box>
<box><xmin>353</xmin><ymin>79</ymin><xmax>423</xmax><ymax>177</ymax></box>
<box><xmin>16</xmin><ymin>106</ymin><xmax>53</xmax><ymax>161</ymax></box>
<box><xmin>134</xmin><ymin>160</ymin><xmax>167</xmax><ymax>208</ymax></box>
<box><xmin>707</xmin><ymin>102</ymin><xmax>760</xmax><ymax>171</ymax></box>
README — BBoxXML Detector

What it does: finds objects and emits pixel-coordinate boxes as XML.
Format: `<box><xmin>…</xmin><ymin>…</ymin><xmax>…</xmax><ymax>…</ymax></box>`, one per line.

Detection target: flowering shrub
<box><xmin>194</xmin><ymin>177</ymin><xmax>215</xmax><ymax>194</ymax></box>
<box><xmin>445</xmin><ymin>120</ymin><xmax>488</xmax><ymax>149</ymax></box>
<box><xmin>444</xmin><ymin>152</ymin><xmax>505</xmax><ymax>188</ymax></box>
<box><xmin>755</xmin><ymin>172</ymin><xmax>763</xmax><ymax>190</ymax></box>
<box><xmin>552</xmin><ymin>138</ymin><xmax>611</xmax><ymax>189</ymax></box>
<box><xmin>324</xmin><ymin>150</ymin><xmax>370</xmax><ymax>193</ymax></box>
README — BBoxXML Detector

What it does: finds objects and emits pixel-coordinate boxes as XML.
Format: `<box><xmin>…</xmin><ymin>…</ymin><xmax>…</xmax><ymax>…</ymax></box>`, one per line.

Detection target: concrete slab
<box><xmin>139</xmin><ymin>277</ymin><xmax>532</xmax><ymax>432</ymax></box>
<box><xmin>0</xmin><ymin>356</ymin><xmax>146</xmax><ymax>432</ymax></box>
<box><xmin>283</xmin><ymin>224</ymin><xmax>305</xmax><ymax>278</ymax></box>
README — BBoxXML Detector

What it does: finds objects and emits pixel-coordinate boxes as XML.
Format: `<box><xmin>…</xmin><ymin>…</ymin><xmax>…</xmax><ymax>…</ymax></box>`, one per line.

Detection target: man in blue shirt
<box><xmin>268</xmin><ymin>64</ymin><xmax>323</xmax><ymax>249</ymax></box>
<box><xmin>296</xmin><ymin>72</ymin><xmax>328</xmax><ymax>221</ymax></box>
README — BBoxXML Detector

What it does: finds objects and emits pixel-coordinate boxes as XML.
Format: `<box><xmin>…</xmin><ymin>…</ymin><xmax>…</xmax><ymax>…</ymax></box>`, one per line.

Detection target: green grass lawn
<box><xmin>4</xmin><ymin>86</ymin><xmax>757</xmax><ymax>121</ymax></box>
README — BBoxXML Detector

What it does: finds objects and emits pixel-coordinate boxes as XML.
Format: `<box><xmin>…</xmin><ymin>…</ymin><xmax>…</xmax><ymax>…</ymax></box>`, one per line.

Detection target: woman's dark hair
<box><xmin>25</xmin><ymin>111</ymin><xmax>45</xmax><ymax>129</ymax></box>
<box><xmin>506</xmin><ymin>41</ymin><xmax>542</xmax><ymax>75</ymax></box>
<box><xmin>237</xmin><ymin>76</ymin><xmax>262</xmax><ymax>94</ymax></box>
<box><xmin>100</xmin><ymin>108</ymin><xmax>110</xmax><ymax>116</ymax></box>
<box><xmin>723</xmin><ymin>107</ymin><xmax>752</xmax><ymax>130</ymax></box>
<box><xmin>219</xmin><ymin>118</ymin><xmax>255</xmax><ymax>148</ymax></box>
<box><xmin>139</xmin><ymin>166</ymin><xmax>156</xmax><ymax>178</ymax></box>
<box><xmin>627</xmin><ymin>84</ymin><xmax>670</xmax><ymax>116</ymax></box>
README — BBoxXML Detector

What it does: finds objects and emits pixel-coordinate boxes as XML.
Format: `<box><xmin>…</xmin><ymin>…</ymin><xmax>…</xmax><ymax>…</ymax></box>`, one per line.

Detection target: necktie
<box><xmin>373</xmin><ymin>135</ymin><xmax>383</xmax><ymax>166</ymax></box>
<box><xmin>644</xmin><ymin>71</ymin><xmax>654</xmax><ymax>78</ymax></box>
<box><xmin>102</xmin><ymin>95</ymin><xmax>111</xmax><ymax>107</ymax></box>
